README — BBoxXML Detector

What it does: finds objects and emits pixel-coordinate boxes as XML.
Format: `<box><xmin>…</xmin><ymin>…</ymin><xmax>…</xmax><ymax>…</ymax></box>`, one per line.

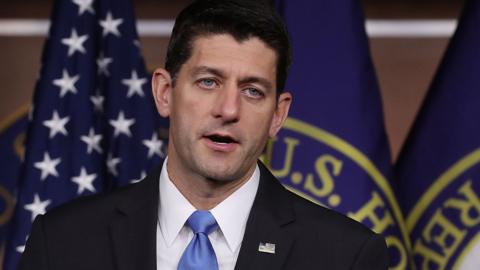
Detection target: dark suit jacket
<box><xmin>18</xmin><ymin>162</ymin><xmax>387</xmax><ymax>270</ymax></box>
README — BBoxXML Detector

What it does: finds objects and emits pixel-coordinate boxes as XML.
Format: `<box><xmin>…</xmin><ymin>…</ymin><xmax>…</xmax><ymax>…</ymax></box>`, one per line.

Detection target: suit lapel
<box><xmin>107</xmin><ymin>160</ymin><xmax>295</xmax><ymax>270</ymax></box>
<box><xmin>110</xmin><ymin>166</ymin><xmax>161</xmax><ymax>270</ymax></box>
<box><xmin>235</xmin><ymin>162</ymin><xmax>296</xmax><ymax>270</ymax></box>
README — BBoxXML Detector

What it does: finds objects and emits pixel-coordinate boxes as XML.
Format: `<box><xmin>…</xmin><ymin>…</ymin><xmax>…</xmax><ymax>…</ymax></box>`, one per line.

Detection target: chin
<box><xmin>203</xmin><ymin>169</ymin><xmax>239</xmax><ymax>182</ymax></box>
<box><xmin>200</xmin><ymin>164</ymin><xmax>246</xmax><ymax>183</ymax></box>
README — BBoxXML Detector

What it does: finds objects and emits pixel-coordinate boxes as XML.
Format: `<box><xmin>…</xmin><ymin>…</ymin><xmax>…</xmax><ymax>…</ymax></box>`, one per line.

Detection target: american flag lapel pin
<box><xmin>258</xmin><ymin>242</ymin><xmax>276</xmax><ymax>254</ymax></box>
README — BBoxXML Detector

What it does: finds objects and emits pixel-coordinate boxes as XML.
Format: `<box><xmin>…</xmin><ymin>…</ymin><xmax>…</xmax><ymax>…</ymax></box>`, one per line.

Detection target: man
<box><xmin>19</xmin><ymin>0</ymin><xmax>388</xmax><ymax>269</ymax></box>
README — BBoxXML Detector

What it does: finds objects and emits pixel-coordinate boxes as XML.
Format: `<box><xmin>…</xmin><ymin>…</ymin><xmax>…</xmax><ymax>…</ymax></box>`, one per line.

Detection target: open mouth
<box><xmin>206</xmin><ymin>134</ymin><xmax>238</xmax><ymax>144</ymax></box>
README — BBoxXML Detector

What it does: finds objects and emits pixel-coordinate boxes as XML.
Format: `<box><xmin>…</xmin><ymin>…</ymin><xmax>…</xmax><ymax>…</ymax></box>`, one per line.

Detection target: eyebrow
<box><xmin>191</xmin><ymin>66</ymin><xmax>225</xmax><ymax>79</ymax></box>
<box><xmin>190</xmin><ymin>65</ymin><xmax>274</xmax><ymax>92</ymax></box>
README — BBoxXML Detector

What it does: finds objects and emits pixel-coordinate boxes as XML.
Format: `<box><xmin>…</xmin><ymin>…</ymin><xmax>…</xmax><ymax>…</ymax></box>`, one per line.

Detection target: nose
<box><xmin>211</xmin><ymin>83</ymin><xmax>240</xmax><ymax>123</ymax></box>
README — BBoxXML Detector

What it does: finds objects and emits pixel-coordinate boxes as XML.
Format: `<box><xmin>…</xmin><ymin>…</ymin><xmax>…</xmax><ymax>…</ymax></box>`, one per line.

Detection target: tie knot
<box><xmin>187</xmin><ymin>210</ymin><xmax>218</xmax><ymax>234</ymax></box>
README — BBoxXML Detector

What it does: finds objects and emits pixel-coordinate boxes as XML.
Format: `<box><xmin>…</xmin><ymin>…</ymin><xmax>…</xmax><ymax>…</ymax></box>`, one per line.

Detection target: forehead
<box><xmin>183</xmin><ymin>34</ymin><xmax>277</xmax><ymax>81</ymax></box>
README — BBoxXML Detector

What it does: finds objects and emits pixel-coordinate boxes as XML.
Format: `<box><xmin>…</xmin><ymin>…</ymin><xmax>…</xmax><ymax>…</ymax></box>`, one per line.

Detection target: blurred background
<box><xmin>0</xmin><ymin>0</ymin><xmax>466</xmax><ymax>160</ymax></box>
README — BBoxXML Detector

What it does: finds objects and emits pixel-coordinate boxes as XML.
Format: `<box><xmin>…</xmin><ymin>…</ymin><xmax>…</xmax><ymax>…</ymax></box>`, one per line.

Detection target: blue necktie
<box><xmin>177</xmin><ymin>210</ymin><xmax>219</xmax><ymax>270</ymax></box>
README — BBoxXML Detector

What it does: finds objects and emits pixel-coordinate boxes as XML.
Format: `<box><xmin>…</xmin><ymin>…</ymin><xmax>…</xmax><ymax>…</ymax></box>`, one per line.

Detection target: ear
<box><xmin>269</xmin><ymin>91</ymin><xmax>292</xmax><ymax>137</ymax></box>
<box><xmin>152</xmin><ymin>68</ymin><xmax>173</xmax><ymax>117</ymax></box>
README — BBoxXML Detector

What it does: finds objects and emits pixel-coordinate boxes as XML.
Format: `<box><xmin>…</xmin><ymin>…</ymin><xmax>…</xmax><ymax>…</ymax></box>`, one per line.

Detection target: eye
<box><xmin>243</xmin><ymin>87</ymin><xmax>264</xmax><ymax>99</ymax></box>
<box><xmin>197</xmin><ymin>78</ymin><xmax>217</xmax><ymax>89</ymax></box>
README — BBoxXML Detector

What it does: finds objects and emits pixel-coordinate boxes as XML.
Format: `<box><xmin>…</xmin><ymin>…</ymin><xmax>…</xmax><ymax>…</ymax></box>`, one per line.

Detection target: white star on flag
<box><xmin>142</xmin><ymin>133</ymin><xmax>164</xmax><ymax>158</ymax></box>
<box><xmin>61</xmin><ymin>29</ymin><xmax>88</xmax><ymax>56</ymax></box>
<box><xmin>24</xmin><ymin>194</ymin><xmax>51</xmax><ymax>222</ymax></box>
<box><xmin>130</xmin><ymin>171</ymin><xmax>147</xmax><ymax>184</ymax></box>
<box><xmin>121</xmin><ymin>70</ymin><xmax>147</xmax><ymax>98</ymax></box>
<box><xmin>109</xmin><ymin>111</ymin><xmax>135</xmax><ymax>137</ymax></box>
<box><xmin>99</xmin><ymin>11</ymin><xmax>123</xmax><ymax>37</ymax></box>
<box><xmin>72</xmin><ymin>0</ymin><xmax>95</xmax><ymax>15</ymax></box>
<box><xmin>71</xmin><ymin>167</ymin><xmax>97</xmax><ymax>194</ymax></box>
<box><xmin>16</xmin><ymin>236</ymin><xmax>29</xmax><ymax>254</ymax></box>
<box><xmin>81</xmin><ymin>128</ymin><xmax>103</xmax><ymax>154</ymax></box>
<box><xmin>90</xmin><ymin>92</ymin><xmax>104</xmax><ymax>112</ymax></box>
<box><xmin>16</xmin><ymin>244</ymin><xmax>25</xmax><ymax>254</ymax></box>
<box><xmin>34</xmin><ymin>152</ymin><xmax>61</xmax><ymax>180</ymax></box>
<box><xmin>43</xmin><ymin>110</ymin><xmax>70</xmax><ymax>138</ymax></box>
<box><xmin>96</xmin><ymin>53</ymin><xmax>113</xmax><ymax>76</ymax></box>
<box><xmin>7</xmin><ymin>0</ymin><xmax>170</xmax><ymax>264</ymax></box>
<box><xmin>133</xmin><ymin>39</ymin><xmax>140</xmax><ymax>48</ymax></box>
<box><xmin>52</xmin><ymin>69</ymin><xmax>80</xmax><ymax>97</ymax></box>
<box><xmin>107</xmin><ymin>153</ymin><xmax>121</xmax><ymax>176</ymax></box>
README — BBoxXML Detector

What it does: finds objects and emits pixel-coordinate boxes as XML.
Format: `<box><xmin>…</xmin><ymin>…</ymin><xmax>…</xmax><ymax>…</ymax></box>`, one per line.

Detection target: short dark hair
<box><xmin>165</xmin><ymin>0</ymin><xmax>291</xmax><ymax>92</ymax></box>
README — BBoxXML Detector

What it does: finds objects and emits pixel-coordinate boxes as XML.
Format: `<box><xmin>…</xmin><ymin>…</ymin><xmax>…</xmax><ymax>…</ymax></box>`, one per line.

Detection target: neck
<box><xmin>166</xmin><ymin>157</ymin><xmax>255</xmax><ymax>210</ymax></box>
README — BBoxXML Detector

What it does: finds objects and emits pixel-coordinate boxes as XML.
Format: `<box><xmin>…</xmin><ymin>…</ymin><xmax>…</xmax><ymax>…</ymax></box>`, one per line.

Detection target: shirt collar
<box><xmin>159</xmin><ymin>158</ymin><xmax>196</xmax><ymax>246</ymax></box>
<box><xmin>210</xmin><ymin>165</ymin><xmax>259</xmax><ymax>252</ymax></box>
<box><xmin>158</xmin><ymin>157</ymin><xmax>260</xmax><ymax>252</ymax></box>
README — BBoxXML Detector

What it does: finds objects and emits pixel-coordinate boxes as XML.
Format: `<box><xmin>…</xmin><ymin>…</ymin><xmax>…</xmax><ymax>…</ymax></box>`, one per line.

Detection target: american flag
<box><xmin>3</xmin><ymin>0</ymin><xmax>167</xmax><ymax>269</ymax></box>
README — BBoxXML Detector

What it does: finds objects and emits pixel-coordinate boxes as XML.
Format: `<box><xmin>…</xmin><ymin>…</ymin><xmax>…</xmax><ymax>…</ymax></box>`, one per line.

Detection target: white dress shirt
<box><xmin>156</xmin><ymin>158</ymin><xmax>260</xmax><ymax>270</ymax></box>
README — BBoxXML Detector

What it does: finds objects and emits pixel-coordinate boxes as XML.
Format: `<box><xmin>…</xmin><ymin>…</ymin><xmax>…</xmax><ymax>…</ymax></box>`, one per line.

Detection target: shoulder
<box><xmin>19</xmin><ymin>168</ymin><xmax>161</xmax><ymax>270</ymax></box>
<box><xmin>283</xmin><ymin>191</ymin><xmax>387</xmax><ymax>269</ymax></box>
<box><xmin>257</xmin><ymin>161</ymin><xmax>378</xmax><ymax>241</ymax></box>
<box><xmin>44</xmin><ymin>182</ymin><xmax>133</xmax><ymax>220</ymax></box>
<box><xmin>40</xmin><ymin>165</ymin><xmax>160</xmax><ymax>228</ymax></box>
<box><xmin>288</xmin><ymin>191</ymin><xmax>375</xmax><ymax>239</ymax></box>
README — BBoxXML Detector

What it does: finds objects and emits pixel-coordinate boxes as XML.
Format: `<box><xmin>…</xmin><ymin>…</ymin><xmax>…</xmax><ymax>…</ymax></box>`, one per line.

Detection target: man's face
<box><xmin>153</xmin><ymin>34</ymin><xmax>291</xmax><ymax>184</ymax></box>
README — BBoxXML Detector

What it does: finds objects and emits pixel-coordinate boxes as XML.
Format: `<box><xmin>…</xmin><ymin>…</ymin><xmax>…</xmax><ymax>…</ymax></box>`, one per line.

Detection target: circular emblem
<box><xmin>407</xmin><ymin>148</ymin><xmax>480</xmax><ymax>270</ymax></box>
<box><xmin>262</xmin><ymin>117</ymin><xmax>412</xmax><ymax>269</ymax></box>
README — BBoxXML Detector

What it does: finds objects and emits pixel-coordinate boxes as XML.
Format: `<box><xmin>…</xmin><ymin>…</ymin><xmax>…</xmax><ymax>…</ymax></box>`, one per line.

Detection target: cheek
<box><xmin>170</xmin><ymin>96</ymin><xmax>206</xmax><ymax>137</ymax></box>
<box><xmin>244</xmin><ymin>110</ymin><xmax>275</xmax><ymax>139</ymax></box>
<box><xmin>173</xmin><ymin>87</ymin><xmax>209</xmax><ymax>113</ymax></box>
<box><xmin>170</xmin><ymin>110</ymin><xmax>192</xmax><ymax>135</ymax></box>
<box><xmin>171</xmin><ymin>90</ymin><xmax>197</xmax><ymax>118</ymax></box>
<box><xmin>251</xmin><ymin>105</ymin><xmax>276</xmax><ymax>130</ymax></box>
